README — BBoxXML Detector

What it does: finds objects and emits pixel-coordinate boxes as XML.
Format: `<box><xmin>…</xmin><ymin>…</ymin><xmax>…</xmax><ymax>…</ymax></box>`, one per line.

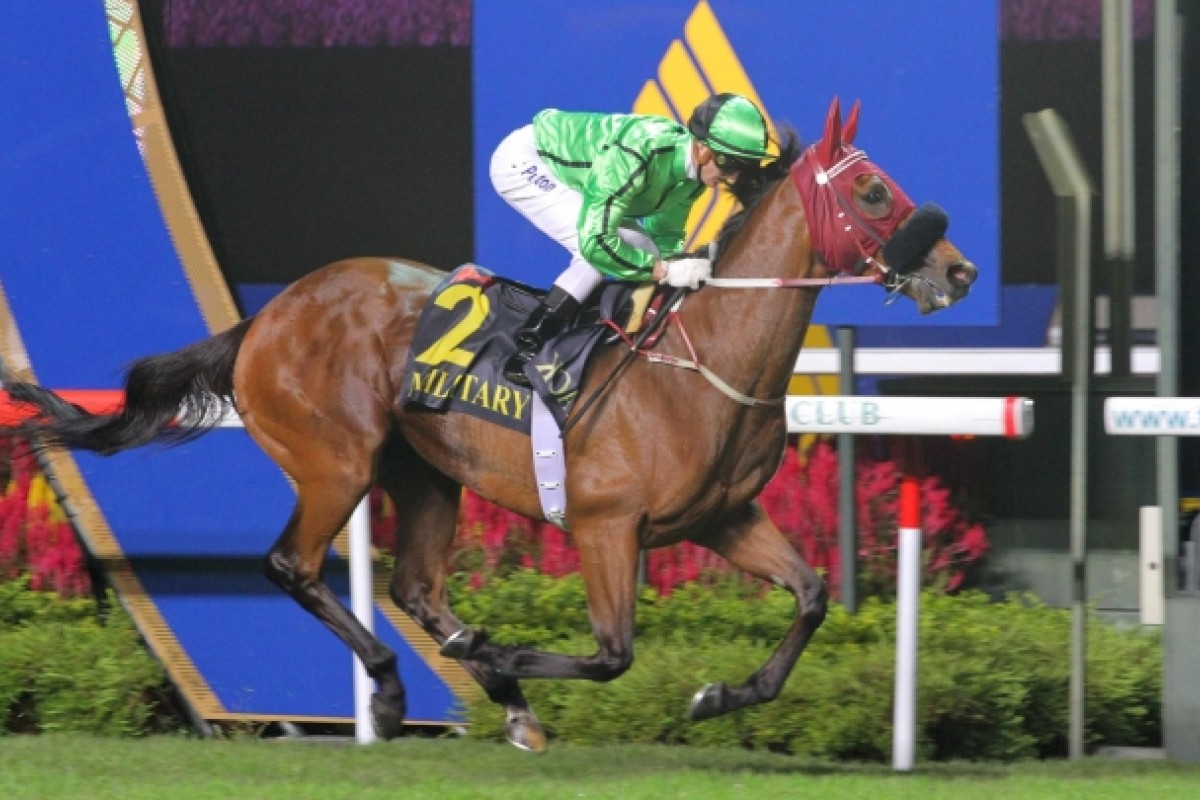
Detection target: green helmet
<box><xmin>687</xmin><ymin>93</ymin><xmax>772</xmax><ymax>166</ymax></box>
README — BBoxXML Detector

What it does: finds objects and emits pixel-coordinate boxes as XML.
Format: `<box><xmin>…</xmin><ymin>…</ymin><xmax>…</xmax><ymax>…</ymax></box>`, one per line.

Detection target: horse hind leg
<box><xmin>687</xmin><ymin>501</ymin><xmax>828</xmax><ymax>721</ymax></box>
<box><xmin>377</xmin><ymin>447</ymin><xmax>547</xmax><ymax>753</ymax></box>
<box><xmin>262</xmin><ymin>477</ymin><xmax>410</xmax><ymax>739</ymax></box>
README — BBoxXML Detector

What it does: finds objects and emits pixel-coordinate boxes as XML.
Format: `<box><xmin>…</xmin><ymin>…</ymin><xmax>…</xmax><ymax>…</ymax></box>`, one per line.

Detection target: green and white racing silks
<box><xmin>532</xmin><ymin>109</ymin><xmax>705</xmax><ymax>280</ymax></box>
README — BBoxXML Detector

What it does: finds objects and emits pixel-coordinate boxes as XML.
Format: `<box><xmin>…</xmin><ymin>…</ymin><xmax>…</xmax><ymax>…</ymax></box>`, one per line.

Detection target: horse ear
<box><xmin>816</xmin><ymin>96</ymin><xmax>843</xmax><ymax>165</ymax></box>
<box><xmin>843</xmin><ymin>99</ymin><xmax>861</xmax><ymax>145</ymax></box>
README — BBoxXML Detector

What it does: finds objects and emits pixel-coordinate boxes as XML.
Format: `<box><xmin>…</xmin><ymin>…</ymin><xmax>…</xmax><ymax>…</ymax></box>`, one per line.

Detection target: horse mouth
<box><xmin>913</xmin><ymin>259</ymin><xmax>977</xmax><ymax>314</ymax></box>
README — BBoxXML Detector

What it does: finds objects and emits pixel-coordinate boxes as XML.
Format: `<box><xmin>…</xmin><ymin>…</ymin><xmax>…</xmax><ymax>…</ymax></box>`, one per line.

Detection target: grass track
<box><xmin>2</xmin><ymin>736</ymin><xmax>1199</xmax><ymax>800</ymax></box>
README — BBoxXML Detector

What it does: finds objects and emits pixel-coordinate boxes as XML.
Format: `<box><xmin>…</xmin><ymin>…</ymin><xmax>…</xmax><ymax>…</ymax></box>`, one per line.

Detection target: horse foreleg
<box><xmin>441</xmin><ymin>517</ymin><xmax>639</xmax><ymax>683</ymax></box>
<box><xmin>263</xmin><ymin>481</ymin><xmax>409</xmax><ymax>738</ymax></box>
<box><xmin>378</xmin><ymin>455</ymin><xmax>546</xmax><ymax>753</ymax></box>
<box><xmin>687</xmin><ymin>501</ymin><xmax>828</xmax><ymax>721</ymax></box>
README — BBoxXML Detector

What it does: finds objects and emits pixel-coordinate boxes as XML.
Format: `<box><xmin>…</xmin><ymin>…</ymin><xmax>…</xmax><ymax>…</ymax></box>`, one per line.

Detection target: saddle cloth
<box><xmin>400</xmin><ymin>264</ymin><xmax>655</xmax><ymax>432</ymax></box>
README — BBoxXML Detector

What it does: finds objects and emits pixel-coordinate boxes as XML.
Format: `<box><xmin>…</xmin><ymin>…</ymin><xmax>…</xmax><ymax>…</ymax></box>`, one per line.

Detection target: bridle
<box><xmin>629</xmin><ymin>144</ymin><xmax>948</xmax><ymax>407</ymax></box>
<box><xmin>707</xmin><ymin>145</ymin><xmax>952</xmax><ymax>303</ymax></box>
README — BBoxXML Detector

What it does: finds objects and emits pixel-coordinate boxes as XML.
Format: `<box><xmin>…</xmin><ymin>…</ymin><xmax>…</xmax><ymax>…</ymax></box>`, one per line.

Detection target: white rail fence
<box><xmin>786</xmin><ymin>395</ymin><xmax>1034</xmax><ymax>771</ymax></box>
<box><xmin>1104</xmin><ymin>396</ymin><xmax>1200</xmax><ymax>612</ymax></box>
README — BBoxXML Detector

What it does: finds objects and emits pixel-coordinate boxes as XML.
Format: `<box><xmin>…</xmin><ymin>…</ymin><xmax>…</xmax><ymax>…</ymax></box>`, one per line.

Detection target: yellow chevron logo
<box><xmin>633</xmin><ymin>0</ymin><xmax>835</xmax><ymax>401</ymax></box>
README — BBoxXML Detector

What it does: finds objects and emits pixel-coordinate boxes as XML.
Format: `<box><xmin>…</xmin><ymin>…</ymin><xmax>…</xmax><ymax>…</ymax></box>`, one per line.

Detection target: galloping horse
<box><xmin>3</xmin><ymin>98</ymin><xmax>975</xmax><ymax>751</ymax></box>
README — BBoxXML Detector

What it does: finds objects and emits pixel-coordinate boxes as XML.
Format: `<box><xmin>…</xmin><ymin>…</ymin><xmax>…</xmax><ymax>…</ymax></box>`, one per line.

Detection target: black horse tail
<box><xmin>2</xmin><ymin>317</ymin><xmax>255</xmax><ymax>455</ymax></box>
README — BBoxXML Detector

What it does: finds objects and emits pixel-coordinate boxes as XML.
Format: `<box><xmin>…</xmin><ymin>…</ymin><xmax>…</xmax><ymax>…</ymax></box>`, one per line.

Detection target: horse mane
<box><xmin>713</xmin><ymin>125</ymin><xmax>803</xmax><ymax>264</ymax></box>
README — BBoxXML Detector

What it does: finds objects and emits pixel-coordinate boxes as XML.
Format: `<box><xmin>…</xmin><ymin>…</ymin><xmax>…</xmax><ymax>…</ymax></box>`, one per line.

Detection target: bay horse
<box><xmin>3</xmin><ymin>98</ymin><xmax>975</xmax><ymax>751</ymax></box>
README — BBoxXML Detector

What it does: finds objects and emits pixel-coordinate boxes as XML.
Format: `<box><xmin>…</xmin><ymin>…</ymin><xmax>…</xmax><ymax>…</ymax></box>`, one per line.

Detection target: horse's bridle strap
<box><xmin>705</xmin><ymin>275</ymin><xmax>879</xmax><ymax>289</ymax></box>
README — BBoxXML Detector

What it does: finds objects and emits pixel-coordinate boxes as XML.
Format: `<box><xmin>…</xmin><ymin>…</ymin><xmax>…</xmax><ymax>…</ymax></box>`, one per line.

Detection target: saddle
<box><xmin>401</xmin><ymin>264</ymin><xmax>666</xmax><ymax>433</ymax></box>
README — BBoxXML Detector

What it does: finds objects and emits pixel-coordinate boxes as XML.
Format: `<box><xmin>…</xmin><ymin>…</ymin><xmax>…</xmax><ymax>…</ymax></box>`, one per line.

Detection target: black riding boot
<box><xmin>504</xmin><ymin>286</ymin><xmax>581</xmax><ymax>387</ymax></box>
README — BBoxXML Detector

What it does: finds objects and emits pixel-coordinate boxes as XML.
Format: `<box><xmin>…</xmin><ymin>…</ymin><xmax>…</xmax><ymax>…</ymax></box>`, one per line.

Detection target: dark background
<box><xmin>138</xmin><ymin>1</ymin><xmax>473</xmax><ymax>305</ymax></box>
<box><xmin>1000</xmin><ymin>38</ymin><xmax>1158</xmax><ymax>292</ymax></box>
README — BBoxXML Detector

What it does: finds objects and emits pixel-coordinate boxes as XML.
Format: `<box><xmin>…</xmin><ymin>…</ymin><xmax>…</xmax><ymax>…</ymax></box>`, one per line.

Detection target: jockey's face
<box><xmin>694</xmin><ymin>143</ymin><xmax>736</xmax><ymax>189</ymax></box>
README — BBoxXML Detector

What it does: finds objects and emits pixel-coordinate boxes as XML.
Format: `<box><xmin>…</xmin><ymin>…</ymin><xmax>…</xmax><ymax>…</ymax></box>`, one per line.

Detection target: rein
<box><xmin>632</xmin><ymin>149</ymin><xmax>904</xmax><ymax>407</ymax></box>
<box><xmin>705</xmin><ymin>274</ymin><xmax>879</xmax><ymax>288</ymax></box>
<box><xmin>627</xmin><ymin>277</ymin><xmax>874</xmax><ymax>409</ymax></box>
<box><xmin>593</xmin><ymin>138</ymin><xmax>946</xmax><ymax>411</ymax></box>
<box><xmin>654</xmin><ymin>267</ymin><xmax>942</xmax><ymax>406</ymax></box>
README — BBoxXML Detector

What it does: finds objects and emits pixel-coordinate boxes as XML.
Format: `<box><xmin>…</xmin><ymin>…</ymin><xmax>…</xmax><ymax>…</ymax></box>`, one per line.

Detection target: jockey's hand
<box><xmin>657</xmin><ymin>256</ymin><xmax>711</xmax><ymax>290</ymax></box>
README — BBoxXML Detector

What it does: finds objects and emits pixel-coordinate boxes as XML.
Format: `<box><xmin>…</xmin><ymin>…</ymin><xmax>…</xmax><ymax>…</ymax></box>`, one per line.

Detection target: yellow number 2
<box><xmin>413</xmin><ymin>283</ymin><xmax>491</xmax><ymax>368</ymax></box>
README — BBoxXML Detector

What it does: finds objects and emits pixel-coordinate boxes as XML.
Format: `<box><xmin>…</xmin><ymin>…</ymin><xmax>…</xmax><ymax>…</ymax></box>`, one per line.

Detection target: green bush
<box><xmin>0</xmin><ymin>575</ymin><xmax>173</xmax><ymax>735</ymax></box>
<box><xmin>449</xmin><ymin>571</ymin><xmax>1162</xmax><ymax>760</ymax></box>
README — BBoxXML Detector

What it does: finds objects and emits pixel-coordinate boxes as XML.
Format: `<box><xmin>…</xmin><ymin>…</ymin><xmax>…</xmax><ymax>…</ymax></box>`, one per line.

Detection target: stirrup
<box><xmin>504</xmin><ymin>347</ymin><xmax>536</xmax><ymax>387</ymax></box>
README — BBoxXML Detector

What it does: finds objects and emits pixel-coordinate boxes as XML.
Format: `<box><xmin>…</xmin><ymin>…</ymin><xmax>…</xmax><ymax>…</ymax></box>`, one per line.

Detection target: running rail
<box><xmin>786</xmin><ymin>393</ymin><xmax>1036</xmax><ymax>771</ymax></box>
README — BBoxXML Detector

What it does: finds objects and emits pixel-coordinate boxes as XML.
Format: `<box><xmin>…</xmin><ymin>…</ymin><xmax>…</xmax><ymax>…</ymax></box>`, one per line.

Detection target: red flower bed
<box><xmin>0</xmin><ymin>437</ymin><xmax>91</xmax><ymax>597</ymax></box>
<box><xmin>2</xmin><ymin>432</ymin><xmax>987</xmax><ymax>602</ymax></box>
<box><xmin>374</xmin><ymin>437</ymin><xmax>989</xmax><ymax>599</ymax></box>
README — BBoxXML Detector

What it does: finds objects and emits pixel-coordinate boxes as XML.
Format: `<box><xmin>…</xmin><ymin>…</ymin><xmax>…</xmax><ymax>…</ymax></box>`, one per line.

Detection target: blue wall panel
<box><xmin>474</xmin><ymin>0</ymin><xmax>999</xmax><ymax>326</ymax></box>
<box><xmin>0</xmin><ymin>5</ymin><xmax>458</xmax><ymax>723</ymax></box>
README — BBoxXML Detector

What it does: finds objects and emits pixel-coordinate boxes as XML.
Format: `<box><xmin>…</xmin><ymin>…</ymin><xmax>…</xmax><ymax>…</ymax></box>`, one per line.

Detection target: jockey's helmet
<box><xmin>687</xmin><ymin>93</ymin><xmax>772</xmax><ymax>170</ymax></box>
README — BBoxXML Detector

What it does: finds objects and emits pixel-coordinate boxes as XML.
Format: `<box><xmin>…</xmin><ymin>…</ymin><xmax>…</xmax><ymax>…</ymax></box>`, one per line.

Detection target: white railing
<box><xmin>787</xmin><ymin>394</ymin><xmax>1035</xmax><ymax>771</ymax></box>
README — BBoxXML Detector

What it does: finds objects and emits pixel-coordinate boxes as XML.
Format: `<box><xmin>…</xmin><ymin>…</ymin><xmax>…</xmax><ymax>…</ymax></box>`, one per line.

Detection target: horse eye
<box><xmin>865</xmin><ymin>187</ymin><xmax>888</xmax><ymax>205</ymax></box>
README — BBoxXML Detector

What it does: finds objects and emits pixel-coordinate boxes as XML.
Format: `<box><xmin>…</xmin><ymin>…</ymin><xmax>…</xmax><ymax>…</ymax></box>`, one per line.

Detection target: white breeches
<box><xmin>490</xmin><ymin>125</ymin><xmax>659</xmax><ymax>303</ymax></box>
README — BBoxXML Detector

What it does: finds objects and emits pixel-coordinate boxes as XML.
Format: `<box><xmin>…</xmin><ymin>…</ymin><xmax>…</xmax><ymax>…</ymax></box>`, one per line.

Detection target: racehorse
<box><xmin>2</xmin><ymin>98</ymin><xmax>975</xmax><ymax>752</ymax></box>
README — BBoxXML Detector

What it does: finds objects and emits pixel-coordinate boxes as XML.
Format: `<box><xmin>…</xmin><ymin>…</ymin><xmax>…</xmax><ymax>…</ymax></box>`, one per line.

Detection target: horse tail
<box><xmin>3</xmin><ymin>317</ymin><xmax>255</xmax><ymax>455</ymax></box>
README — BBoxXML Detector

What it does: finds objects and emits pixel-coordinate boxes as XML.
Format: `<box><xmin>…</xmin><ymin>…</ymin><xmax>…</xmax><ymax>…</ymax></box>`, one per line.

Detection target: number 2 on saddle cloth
<box><xmin>400</xmin><ymin>264</ymin><xmax>656</xmax><ymax>433</ymax></box>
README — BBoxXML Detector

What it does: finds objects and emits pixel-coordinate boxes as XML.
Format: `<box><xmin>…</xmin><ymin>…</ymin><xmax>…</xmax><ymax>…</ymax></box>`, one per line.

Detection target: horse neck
<box><xmin>675</xmin><ymin>179</ymin><xmax>823</xmax><ymax>402</ymax></box>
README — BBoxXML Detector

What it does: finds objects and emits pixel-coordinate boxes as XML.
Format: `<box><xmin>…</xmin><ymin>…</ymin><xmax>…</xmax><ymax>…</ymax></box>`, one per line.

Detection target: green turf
<box><xmin>2</xmin><ymin>735</ymin><xmax>1199</xmax><ymax>800</ymax></box>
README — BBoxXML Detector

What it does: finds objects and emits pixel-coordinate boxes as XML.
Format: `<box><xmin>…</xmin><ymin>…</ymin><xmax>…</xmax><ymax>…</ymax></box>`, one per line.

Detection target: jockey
<box><xmin>491</xmin><ymin>93</ymin><xmax>776</xmax><ymax>386</ymax></box>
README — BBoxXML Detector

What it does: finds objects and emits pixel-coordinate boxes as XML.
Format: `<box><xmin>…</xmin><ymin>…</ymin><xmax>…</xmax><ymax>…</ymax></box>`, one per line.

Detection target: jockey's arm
<box><xmin>577</xmin><ymin>150</ymin><xmax>658</xmax><ymax>282</ymax></box>
<box><xmin>641</xmin><ymin>196</ymin><xmax>691</xmax><ymax>262</ymax></box>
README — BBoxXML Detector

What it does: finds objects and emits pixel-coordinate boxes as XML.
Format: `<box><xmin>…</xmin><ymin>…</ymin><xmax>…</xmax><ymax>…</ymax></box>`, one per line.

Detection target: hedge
<box><xmin>0</xmin><ymin>569</ymin><xmax>1162</xmax><ymax>758</ymax></box>
<box><xmin>0</xmin><ymin>576</ymin><xmax>176</xmax><ymax>736</ymax></box>
<box><xmin>450</xmin><ymin>572</ymin><xmax>1161</xmax><ymax>760</ymax></box>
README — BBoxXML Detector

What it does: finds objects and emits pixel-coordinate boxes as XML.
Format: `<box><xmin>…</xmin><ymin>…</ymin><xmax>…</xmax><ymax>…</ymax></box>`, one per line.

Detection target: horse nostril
<box><xmin>949</xmin><ymin>261</ymin><xmax>977</xmax><ymax>287</ymax></box>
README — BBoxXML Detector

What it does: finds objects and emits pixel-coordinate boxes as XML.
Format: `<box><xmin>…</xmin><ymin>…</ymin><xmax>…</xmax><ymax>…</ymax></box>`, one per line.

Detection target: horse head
<box><xmin>794</xmin><ymin>97</ymin><xmax>977</xmax><ymax>314</ymax></box>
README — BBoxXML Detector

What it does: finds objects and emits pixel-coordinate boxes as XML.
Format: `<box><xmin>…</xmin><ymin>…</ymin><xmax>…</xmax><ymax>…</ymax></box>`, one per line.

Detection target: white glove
<box><xmin>659</xmin><ymin>257</ymin><xmax>711</xmax><ymax>290</ymax></box>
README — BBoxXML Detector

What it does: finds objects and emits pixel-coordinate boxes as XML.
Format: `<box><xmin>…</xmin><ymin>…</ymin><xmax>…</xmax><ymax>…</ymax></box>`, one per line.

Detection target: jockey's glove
<box><xmin>659</xmin><ymin>256</ymin><xmax>711</xmax><ymax>290</ymax></box>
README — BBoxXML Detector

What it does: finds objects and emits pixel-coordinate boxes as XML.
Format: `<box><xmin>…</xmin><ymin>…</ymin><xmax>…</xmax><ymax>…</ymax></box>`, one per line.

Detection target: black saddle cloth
<box><xmin>400</xmin><ymin>264</ymin><xmax>655</xmax><ymax>432</ymax></box>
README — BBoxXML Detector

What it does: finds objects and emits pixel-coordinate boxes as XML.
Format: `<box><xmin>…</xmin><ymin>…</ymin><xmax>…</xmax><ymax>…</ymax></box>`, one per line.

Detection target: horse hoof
<box><xmin>440</xmin><ymin>629</ymin><xmax>474</xmax><ymax>660</ymax></box>
<box><xmin>689</xmin><ymin>682</ymin><xmax>727</xmax><ymax>721</ymax></box>
<box><xmin>505</xmin><ymin>714</ymin><xmax>548</xmax><ymax>754</ymax></box>
<box><xmin>370</xmin><ymin>693</ymin><xmax>407</xmax><ymax>740</ymax></box>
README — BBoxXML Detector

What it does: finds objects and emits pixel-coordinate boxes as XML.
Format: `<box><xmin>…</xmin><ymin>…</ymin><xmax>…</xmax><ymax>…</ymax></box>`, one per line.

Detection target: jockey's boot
<box><xmin>504</xmin><ymin>286</ymin><xmax>581</xmax><ymax>387</ymax></box>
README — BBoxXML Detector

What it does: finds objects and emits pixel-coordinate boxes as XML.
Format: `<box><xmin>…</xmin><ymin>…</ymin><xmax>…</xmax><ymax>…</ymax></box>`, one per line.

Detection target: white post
<box><xmin>892</xmin><ymin>476</ymin><xmax>921</xmax><ymax>771</ymax></box>
<box><xmin>1139</xmin><ymin>506</ymin><xmax>1165</xmax><ymax>626</ymax></box>
<box><xmin>349</xmin><ymin>498</ymin><xmax>376</xmax><ymax>744</ymax></box>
